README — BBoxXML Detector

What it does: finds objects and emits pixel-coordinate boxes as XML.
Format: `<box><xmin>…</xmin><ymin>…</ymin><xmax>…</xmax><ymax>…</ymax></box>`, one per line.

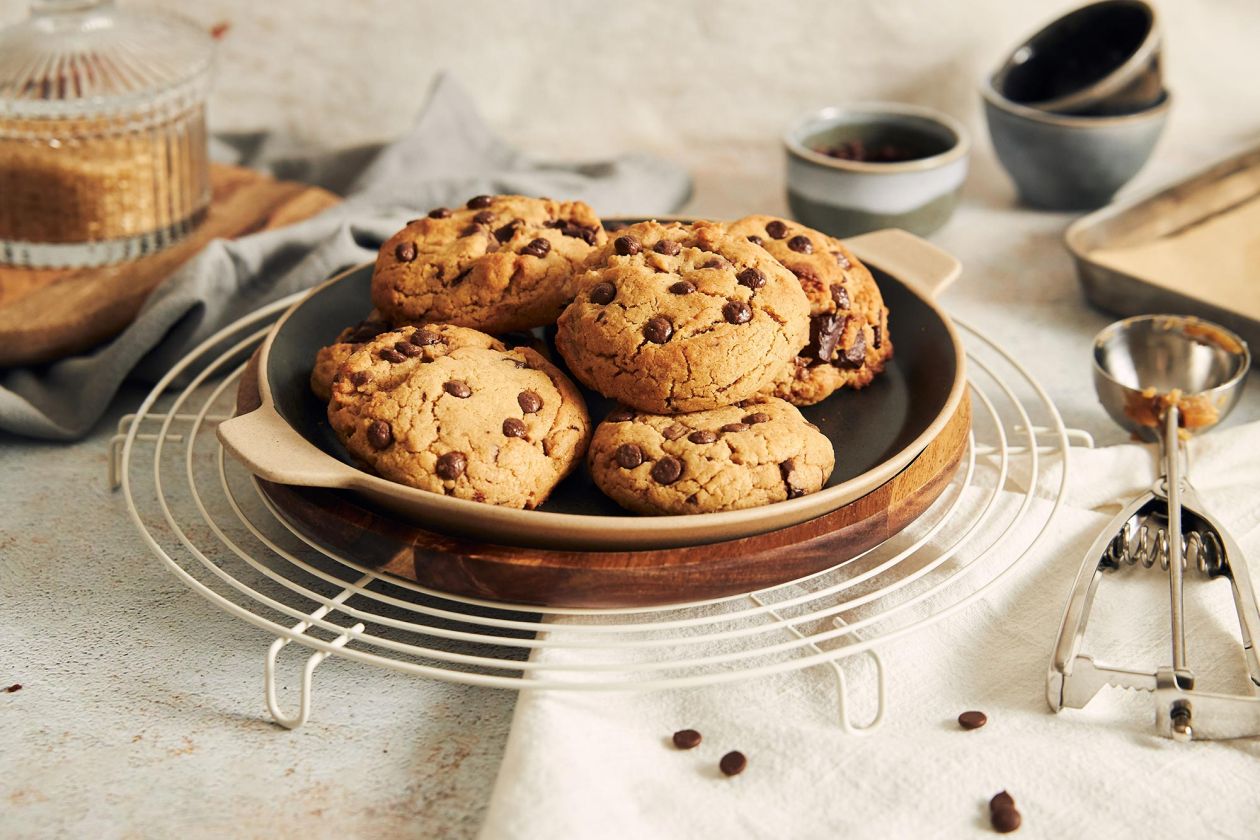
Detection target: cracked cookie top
<box><xmin>554</xmin><ymin>220</ymin><xmax>810</xmax><ymax>414</ymax></box>
<box><xmin>370</xmin><ymin>195</ymin><xmax>607</xmax><ymax>334</ymax></box>
<box><xmin>588</xmin><ymin>397</ymin><xmax>834</xmax><ymax>514</ymax></box>
<box><xmin>725</xmin><ymin>215</ymin><xmax>893</xmax><ymax>405</ymax></box>
<box><xmin>327</xmin><ymin>324</ymin><xmax>591</xmax><ymax>509</ymax></box>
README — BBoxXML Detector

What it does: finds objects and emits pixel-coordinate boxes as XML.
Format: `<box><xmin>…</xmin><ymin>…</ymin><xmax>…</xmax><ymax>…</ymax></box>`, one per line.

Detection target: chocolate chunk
<box><xmin>662</xmin><ymin>423</ymin><xmax>687</xmax><ymax>441</ymax></box>
<box><xmin>460</xmin><ymin>225</ymin><xmax>480</xmax><ymax>237</ymax></box>
<box><xmin>615</xmin><ymin>443</ymin><xmax>644</xmax><ymax>469</ymax></box>
<box><xmin>473</xmin><ymin>210</ymin><xmax>495</xmax><ymax>225</ymax></box>
<box><xmin>701</xmin><ymin>257</ymin><xmax>729</xmax><ymax>270</ymax></box>
<box><xmin>396</xmin><ymin>341</ymin><xmax>422</xmax><ymax>358</ymax></box>
<box><xmin>737</xmin><ymin>268</ymin><xmax>766</xmax><ymax>290</ymax></box>
<box><xmin>467</xmin><ymin>195</ymin><xmax>493</xmax><ymax>209</ymax></box>
<box><xmin>685</xmin><ymin>493</ymin><xmax>700</xmax><ymax>505</ymax></box>
<box><xmin>366</xmin><ymin>420</ymin><xmax>393</xmax><ymax>449</ymax></box>
<box><xmin>958</xmin><ymin>710</ymin><xmax>987</xmax><ymax>730</ymax></box>
<box><xmin>653</xmin><ymin>239</ymin><xmax>681</xmax><ymax>256</ymax></box>
<box><xmin>589</xmin><ymin>281</ymin><xmax>616</xmax><ymax>304</ymax></box>
<box><xmin>723</xmin><ymin>300</ymin><xmax>753</xmax><ymax>325</ymax></box>
<box><xmin>872</xmin><ymin>324</ymin><xmax>882</xmax><ymax>349</ymax></box>
<box><xmin>521</xmin><ymin>238</ymin><xmax>551</xmax><ymax>258</ymax></box>
<box><xmin>787</xmin><ymin>235</ymin><xmax>813</xmax><ymax>254</ymax></box>
<box><xmin>832</xmin><ymin>250</ymin><xmax>851</xmax><ymax>269</ymax></box>
<box><xmin>719</xmin><ymin>751</ymin><xmax>747</xmax><ymax>776</ymax></box>
<box><xmin>428</xmin><ymin>207</ymin><xmax>451</xmax><ymax>219</ymax></box>
<box><xmin>349</xmin><ymin>370</ymin><xmax>370</xmax><ymax>387</ymax></box>
<box><xmin>411</xmin><ymin>329</ymin><xmax>443</xmax><ymax>346</ymax></box>
<box><xmin>435</xmin><ymin>451</ymin><xmax>467</xmax><ymax>480</ymax></box>
<box><xmin>830</xmin><ymin>284</ymin><xmax>850</xmax><ymax>310</ymax></box>
<box><xmin>668</xmin><ymin>281</ymin><xmax>696</xmax><ymax>295</ymax></box>
<box><xmin>444</xmin><ymin>380</ymin><xmax>472</xmax><ymax>398</ymax></box>
<box><xmin>395</xmin><ymin>241</ymin><xmax>417</xmax><ymax>262</ymax></box>
<box><xmin>607</xmin><ymin>407</ymin><xmax>635</xmax><ymax>422</ymax></box>
<box><xmin>451</xmin><ymin>267</ymin><xmax>472</xmax><ymax>286</ymax></box>
<box><xmin>672</xmin><ymin>729</ymin><xmax>702</xmax><ymax>749</ymax></box>
<box><xmin>805</xmin><ymin>314</ymin><xmax>846</xmax><ymax>364</ymax></box>
<box><xmin>990</xmin><ymin>791</ymin><xmax>1015</xmax><ymax>812</ymax></box>
<box><xmin>743</xmin><ymin>412</ymin><xmax>770</xmax><ymax>424</ymax></box>
<box><xmin>780</xmin><ymin>458</ymin><xmax>807</xmax><ymax>498</ymax></box>
<box><xmin>746</xmin><ymin>235</ymin><xmax>764</xmax><ymax>246</ymax></box>
<box><xmin>720</xmin><ymin>422</ymin><xmax>748</xmax><ymax>433</ymax></box>
<box><xmin>644</xmin><ymin>316</ymin><xmax>673</xmax><ymax>344</ymax></box>
<box><xmin>688</xmin><ymin>430</ymin><xmax>716</xmax><ymax>444</ymax></box>
<box><xmin>494</xmin><ymin>221</ymin><xmax>520</xmax><ymax>242</ymax></box>
<box><xmin>614</xmin><ymin>235</ymin><xmax>641</xmax><ymax>256</ymax></box>
<box><xmin>379</xmin><ymin>348</ymin><xmax>406</xmax><ymax>364</ymax></box>
<box><xmin>650</xmin><ymin>456</ymin><xmax>683</xmax><ymax>484</ymax></box>
<box><xmin>517</xmin><ymin>390</ymin><xmax>543</xmax><ymax>413</ymax></box>
<box><xmin>837</xmin><ymin>329</ymin><xmax>867</xmax><ymax>369</ymax></box>
<box><xmin>502</xmin><ymin>418</ymin><xmax>527</xmax><ymax>438</ymax></box>
<box><xmin>991</xmin><ymin>808</ymin><xmax>1021</xmax><ymax>834</ymax></box>
<box><xmin>765</xmin><ymin>220</ymin><xmax>788</xmax><ymax>239</ymax></box>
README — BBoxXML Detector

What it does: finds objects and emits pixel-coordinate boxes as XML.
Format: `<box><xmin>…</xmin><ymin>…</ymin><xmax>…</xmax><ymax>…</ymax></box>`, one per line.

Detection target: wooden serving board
<box><xmin>234</xmin><ymin>352</ymin><xmax>971</xmax><ymax>609</ymax></box>
<box><xmin>0</xmin><ymin>164</ymin><xmax>340</xmax><ymax>367</ymax></box>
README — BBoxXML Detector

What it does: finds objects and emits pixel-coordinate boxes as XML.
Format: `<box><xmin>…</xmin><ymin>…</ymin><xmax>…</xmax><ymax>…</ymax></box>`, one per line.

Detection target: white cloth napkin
<box><xmin>479</xmin><ymin>420</ymin><xmax>1260</xmax><ymax>839</ymax></box>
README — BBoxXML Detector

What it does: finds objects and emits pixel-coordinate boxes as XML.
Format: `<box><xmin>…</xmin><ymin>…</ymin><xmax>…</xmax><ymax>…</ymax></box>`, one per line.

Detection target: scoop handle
<box><xmin>845</xmin><ymin>228</ymin><xmax>961</xmax><ymax>301</ymax></box>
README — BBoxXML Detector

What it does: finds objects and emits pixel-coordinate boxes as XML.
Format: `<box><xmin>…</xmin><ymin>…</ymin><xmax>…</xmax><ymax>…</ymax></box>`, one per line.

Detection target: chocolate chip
<box><xmin>872</xmin><ymin>324</ymin><xmax>882</xmax><ymax>349</ymax></box>
<box><xmin>668</xmin><ymin>281</ymin><xmax>695</xmax><ymax>295</ymax></box>
<box><xmin>615</xmin><ymin>443</ymin><xmax>644</xmax><ymax>469</ymax></box>
<box><xmin>720</xmin><ymin>422</ymin><xmax>748</xmax><ymax>433</ymax></box>
<box><xmin>991</xmin><ymin>808</ymin><xmax>1021</xmax><ymax>834</ymax></box>
<box><xmin>395</xmin><ymin>241</ymin><xmax>417</xmax><ymax>262</ymax></box>
<box><xmin>780</xmin><ymin>458</ymin><xmax>807</xmax><ymax>498</ymax></box>
<box><xmin>460</xmin><ymin>225</ymin><xmax>480</xmax><ymax>237</ymax></box>
<box><xmin>830</xmin><ymin>284</ymin><xmax>850</xmax><ymax>309</ymax></box>
<box><xmin>990</xmin><ymin>791</ymin><xmax>1015</xmax><ymax>812</ymax></box>
<box><xmin>685</xmin><ymin>493</ymin><xmax>700</xmax><ymax>505</ymax></box>
<box><xmin>589</xmin><ymin>281</ymin><xmax>616</xmax><ymax>304</ymax></box>
<box><xmin>396</xmin><ymin>341</ymin><xmax>422</xmax><ymax>358</ymax></box>
<box><xmin>723</xmin><ymin>300</ymin><xmax>752</xmax><ymax>325</ymax></box>
<box><xmin>787</xmin><ymin>235</ymin><xmax>813</xmax><ymax>254</ymax></box>
<box><xmin>607</xmin><ymin>407</ymin><xmax>635</xmax><ymax>422</ymax></box>
<box><xmin>451</xmin><ymin>267</ymin><xmax>472</xmax><ymax>286</ymax></box>
<box><xmin>743</xmin><ymin>412</ymin><xmax>770</xmax><ymax>424</ymax></box>
<box><xmin>662</xmin><ymin>423</ymin><xmax>687</xmax><ymax>441</ymax></box>
<box><xmin>411</xmin><ymin>329</ymin><xmax>443</xmax><ymax>346</ymax></box>
<box><xmin>494</xmin><ymin>221</ymin><xmax>520</xmax><ymax>242</ymax></box>
<box><xmin>517</xmin><ymin>391</ymin><xmax>542</xmax><ymax>413</ymax></box>
<box><xmin>806</xmin><ymin>313</ymin><xmax>846</xmax><ymax>364</ymax></box>
<box><xmin>467</xmin><ymin>195</ymin><xmax>493</xmax><ymax>209</ymax></box>
<box><xmin>428</xmin><ymin>207</ymin><xmax>451</xmax><ymax>219</ymax></box>
<box><xmin>765</xmin><ymin>220</ymin><xmax>788</xmax><ymax>239</ymax></box>
<box><xmin>651</xmin><ymin>456</ymin><xmax>683</xmax><ymax>484</ymax></box>
<box><xmin>958</xmin><ymin>710</ymin><xmax>987</xmax><ymax>730</ymax></box>
<box><xmin>688</xmin><ymin>430</ymin><xmax>716</xmax><ymax>444</ymax></box>
<box><xmin>672</xmin><ymin>729</ymin><xmax>701</xmax><ymax>749</ymax></box>
<box><xmin>473</xmin><ymin>210</ymin><xmax>495</xmax><ymax>225</ymax></box>
<box><xmin>653</xmin><ymin>239</ymin><xmax>681</xmax><ymax>256</ymax></box>
<box><xmin>736</xmin><ymin>268</ymin><xmax>766</xmax><ymax>290</ymax></box>
<box><xmin>380</xmin><ymin>348</ymin><xmax>406</xmax><ymax>363</ymax></box>
<box><xmin>367</xmin><ymin>420</ymin><xmax>393</xmax><ymax>449</ymax></box>
<box><xmin>701</xmin><ymin>257</ymin><xmax>729</xmax><ymax>269</ymax></box>
<box><xmin>614</xmin><ymin>235</ymin><xmax>641</xmax><ymax>256</ymax></box>
<box><xmin>719</xmin><ymin>751</ymin><xmax>747</xmax><ymax>776</ymax></box>
<box><xmin>444</xmin><ymin>380</ymin><xmax>471</xmax><ymax>398</ymax></box>
<box><xmin>837</xmin><ymin>329</ymin><xmax>867</xmax><ymax>369</ymax></box>
<box><xmin>832</xmin><ymin>250</ymin><xmax>851</xmax><ymax>269</ymax></box>
<box><xmin>502</xmin><ymin>418</ymin><xmax>527</xmax><ymax>438</ymax></box>
<box><xmin>521</xmin><ymin>238</ymin><xmax>551</xmax><ymax>258</ymax></box>
<box><xmin>644</xmin><ymin>316</ymin><xmax>673</xmax><ymax>344</ymax></box>
<box><xmin>435</xmin><ymin>451</ymin><xmax>467</xmax><ymax>480</ymax></box>
<box><xmin>746</xmin><ymin>235</ymin><xmax>763</xmax><ymax>246</ymax></box>
<box><xmin>349</xmin><ymin>370</ymin><xmax>370</xmax><ymax>387</ymax></box>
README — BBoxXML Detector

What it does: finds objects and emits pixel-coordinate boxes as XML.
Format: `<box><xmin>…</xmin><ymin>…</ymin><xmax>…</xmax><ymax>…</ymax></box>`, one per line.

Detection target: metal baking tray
<box><xmin>1066</xmin><ymin>143</ymin><xmax>1260</xmax><ymax>357</ymax></box>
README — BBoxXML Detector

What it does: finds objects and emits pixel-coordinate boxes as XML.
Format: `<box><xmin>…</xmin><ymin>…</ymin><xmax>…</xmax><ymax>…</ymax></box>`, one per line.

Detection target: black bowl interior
<box><xmin>803</xmin><ymin>113</ymin><xmax>957</xmax><ymax>162</ymax></box>
<box><xmin>998</xmin><ymin>0</ymin><xmax>1152</xmax><ymax>104</ymax></box>
<box><xmin>265</xmin><ymin>263</ymin><xmax>957</xmax><ymax>517</ymax></box>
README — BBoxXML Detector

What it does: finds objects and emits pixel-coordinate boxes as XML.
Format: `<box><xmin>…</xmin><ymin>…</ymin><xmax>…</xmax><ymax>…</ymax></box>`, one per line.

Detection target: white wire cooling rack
<box><xmin>113</xmin><ymin>294</ymin><xmax>1090</xmax><ymax>731</ymax></box>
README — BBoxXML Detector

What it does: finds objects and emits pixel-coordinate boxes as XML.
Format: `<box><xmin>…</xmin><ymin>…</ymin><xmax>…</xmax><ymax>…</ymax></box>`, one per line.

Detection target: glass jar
<box><xmin>0</xmin><ymin>0</ymin><xmax>214</xmax><ymax>268</ymax></box>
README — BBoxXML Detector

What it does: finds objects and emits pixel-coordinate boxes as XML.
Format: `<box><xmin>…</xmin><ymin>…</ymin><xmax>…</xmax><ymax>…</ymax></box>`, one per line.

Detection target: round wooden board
<box><xmin>234</xmin><ymin>352</ymin><xmax>970</xmax><ymax>608</ymax></box>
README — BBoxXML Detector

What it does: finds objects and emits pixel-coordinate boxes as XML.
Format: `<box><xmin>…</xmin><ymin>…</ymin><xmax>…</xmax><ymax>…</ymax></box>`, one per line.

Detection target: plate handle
<box><xmin>218</xmin><ymin>404</ymin><xmax>354</xmax><ymax>488</ymax></box>
<box><xmin>844</xmin><ymin>228</ymin><xmax>961</xmax><ymax>301</ymax></box>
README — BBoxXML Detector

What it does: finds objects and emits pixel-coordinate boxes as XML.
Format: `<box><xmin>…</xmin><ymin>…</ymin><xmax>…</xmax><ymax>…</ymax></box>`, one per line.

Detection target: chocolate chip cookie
<box><xmin>726</xmin><ymin>215</ymin><xmax>892</xmax><ymax>405</ymax></box>
<box><xmin>555</xmin><ymin>221</ymin><xmax>810</xmax><ymax>414</ymax></box>
<box><xmin>371</xmin><ymin>195</ymin><xmax>606</xmax><ymax>334</ymax></box>
<box><xmin>327</xmin><ymin>324</ymin><xmax>591</xmax><ymax>509</ymax></box>
<box><xmin>589</xmin><ymin>398</ymin><xmax>834</xmax><ymax>514</ymax></box>
<box><xmin>310</xmin><ymin>310</ymin><xmax>397</xmax><ymax>403</ymax></box>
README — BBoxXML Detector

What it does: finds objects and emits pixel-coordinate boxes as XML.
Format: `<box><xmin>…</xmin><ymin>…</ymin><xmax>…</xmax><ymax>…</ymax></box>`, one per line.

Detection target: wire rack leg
<box><xmin>748</xmin><ymin>594</ymin><xmax>886</xmax><ymax>734</ymax></box>
<box><xmin>264</xmin><ymin>597</ymin><xmax>365</xmax><ymax>730</ymax></box>
<box><xmin>109</xmin><ymin>412</ymin><xmax>229</xmax><ymax>490</ymax></box>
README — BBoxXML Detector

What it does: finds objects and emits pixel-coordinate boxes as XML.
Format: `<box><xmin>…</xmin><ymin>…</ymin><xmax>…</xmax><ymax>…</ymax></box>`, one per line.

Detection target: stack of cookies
<box><xmin>312</xmin><ymin>195</ymin><xmax>893</xmax><ymax>516</ymax></box>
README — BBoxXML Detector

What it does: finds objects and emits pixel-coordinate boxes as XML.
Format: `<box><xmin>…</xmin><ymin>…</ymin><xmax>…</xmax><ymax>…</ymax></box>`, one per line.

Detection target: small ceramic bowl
<box><xmin>982</xmin><ymin>81</ymin><xmax>1170</xmax><ymax>211</ymax></box>
<box><xmin>992</xmin><ymin>0</ymin><xmax>1162</xmax><ymax>116</ymax></box>
<box><xmin>783</xmin><ymin>103</ymin><xmax>970</xmax><ymax>238</ymax></box>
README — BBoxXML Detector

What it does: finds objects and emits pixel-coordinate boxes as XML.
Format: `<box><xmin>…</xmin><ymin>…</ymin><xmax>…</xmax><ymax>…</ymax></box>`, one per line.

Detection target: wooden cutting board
<box><xmin>0</xmin><ymin>163</ymin><xmax>340</xmax><ymax>367</ymax></box>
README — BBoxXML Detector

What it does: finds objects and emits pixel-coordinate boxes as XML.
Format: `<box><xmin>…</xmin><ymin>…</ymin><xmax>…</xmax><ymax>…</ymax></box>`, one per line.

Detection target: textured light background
<box><xmin>4</xmin><ymin>1</ymin><xmax>1260</xmax><ymax>838</ymax></box>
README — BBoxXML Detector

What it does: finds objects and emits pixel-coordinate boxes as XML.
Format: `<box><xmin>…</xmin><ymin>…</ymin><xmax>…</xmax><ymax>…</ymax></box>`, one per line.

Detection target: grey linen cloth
<box><xmin>0</xmin><ymin>73</ymin><xmax>692</xmax><ymax>440</ymax></box>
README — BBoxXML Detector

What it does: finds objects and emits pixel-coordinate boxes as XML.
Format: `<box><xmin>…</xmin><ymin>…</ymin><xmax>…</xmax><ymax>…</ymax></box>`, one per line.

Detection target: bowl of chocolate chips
<box><xmin>784</xmin><ymin>102</ymin><xmax>970</xmax><ymax>238</ymax></box>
